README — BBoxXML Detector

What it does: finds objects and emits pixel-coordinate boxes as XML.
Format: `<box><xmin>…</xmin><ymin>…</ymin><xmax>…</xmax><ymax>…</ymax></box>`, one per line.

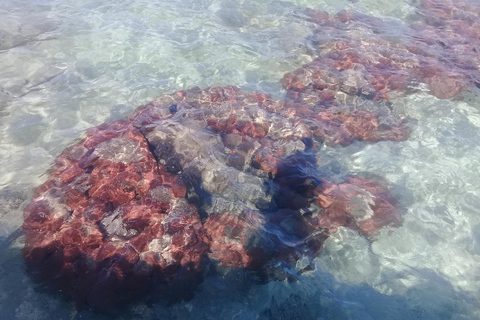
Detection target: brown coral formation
<box><xmin>23</xmin><ymin>120</ymin><xmax>207</xmax><ymax>311</ymax></box>
<box><xmin>285</xmin><ymin>0</ymin><xmax>480</xmax><ymax>102</ymax></box>
<box><xmin>314</xmin><ymin>176</ymin><xmax>402</xmax><ymax>237</ymax></box>
<box><xmin>23</xmin><ymin>0</ymin><xmax>480</xmax><ymax>312</ymax></box>
<box><xmin>23</xmin><ymin>86</ymin><xmax>403</xmax><ymax>311</ymax></box>
<box><xmin>270</xmin><ymin>100</ymin><xmax>408</xmax><ymax>147</ymax></box>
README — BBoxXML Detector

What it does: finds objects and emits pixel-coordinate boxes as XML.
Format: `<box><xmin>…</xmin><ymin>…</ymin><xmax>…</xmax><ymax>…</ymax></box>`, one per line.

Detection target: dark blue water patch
<box><xmin>169</xmin><ymin>104</ymin><xmax>178</xmax><ymax>114</ymax></box>
<box><xmin>273</xmin><ymin>148</ymin><xmax>322</xmax><ymax>200</ymax></box>
<box><xmin>144</xmin><ymin>264</ymin><xmax>476</xmax><ymax>320</ymax></box>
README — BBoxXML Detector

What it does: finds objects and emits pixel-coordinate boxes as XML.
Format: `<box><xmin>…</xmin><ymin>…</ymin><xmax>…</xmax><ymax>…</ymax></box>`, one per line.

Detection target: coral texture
<box><xmin>286</xmin><ymin>0</ymin><xmax>480</xmax><ymax>102</ymax></box>
<box><xmin>23</xmin><ymin>86</ymin><xmax>402</xmax><ymax>311</ymax></box>
<box><xmin>23</xmin><ymin>0</ymin><xmax>480</xmax><ymax>312</ymax></box>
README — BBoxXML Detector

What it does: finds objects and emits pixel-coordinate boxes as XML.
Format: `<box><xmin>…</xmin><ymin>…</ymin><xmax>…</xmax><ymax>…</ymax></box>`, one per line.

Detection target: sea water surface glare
<box><xmin>1</xmin><ymin>0</ymin><xmax>480</xmax><ymax>319</ymax></box>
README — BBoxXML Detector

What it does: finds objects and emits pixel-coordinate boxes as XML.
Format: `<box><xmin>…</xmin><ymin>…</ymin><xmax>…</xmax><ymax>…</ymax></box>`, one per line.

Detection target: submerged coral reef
<box><xmin>23</xmin><ymin>86</ymin><xmax>402</xmax><ymax>311</ymax></box>
<box><xmin>22</xmin><ymin>0</ymin><xmax>480</xmax><ymax>312</ymax></box>
<box><xmin>286</xmin><ymin>0</ymin><xmax>480</xmax><ymax>102</ymax></box>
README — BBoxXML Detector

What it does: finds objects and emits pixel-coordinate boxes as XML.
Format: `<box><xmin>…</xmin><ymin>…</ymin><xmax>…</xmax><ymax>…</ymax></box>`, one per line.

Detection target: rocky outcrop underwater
<box><xmin>21</xmin><ymin>0</ymin><xmax>480</xmax><ymax>313</ymax></box>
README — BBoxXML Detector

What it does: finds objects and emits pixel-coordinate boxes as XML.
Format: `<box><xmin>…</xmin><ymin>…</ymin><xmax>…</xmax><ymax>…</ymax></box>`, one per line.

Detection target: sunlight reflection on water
<box><xmin>1</xmin><ymin>0</ymin><xmax>480</xmax><ymax>319</ymax></box>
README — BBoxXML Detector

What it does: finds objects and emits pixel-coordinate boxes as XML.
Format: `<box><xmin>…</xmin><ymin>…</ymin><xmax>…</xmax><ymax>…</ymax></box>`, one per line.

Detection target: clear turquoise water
<box><xmin>1</xmin><ymin>0</ymin><xmax>480</xmax><ymax>319</ymax></box>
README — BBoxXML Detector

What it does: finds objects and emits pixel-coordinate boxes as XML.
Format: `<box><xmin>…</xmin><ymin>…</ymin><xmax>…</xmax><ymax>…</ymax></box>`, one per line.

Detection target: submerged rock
<box><xmin>20</xmin><ymin>0</ymin><xmax>480</xmax><ymax>314</ymax></box>
<box><xmin>23</xmin><ymin>120</ymin><xmax>207</xmax><ymax>312</ymax></box>
<box><xmin>22</xmin><ymin>86</ymin><xmax>403</xmax><ymax>311</ymax></box>
<box><xmin>290</xmin><ymin>0</ymin><xmax>480</xmax><ymax>102</ymax></box>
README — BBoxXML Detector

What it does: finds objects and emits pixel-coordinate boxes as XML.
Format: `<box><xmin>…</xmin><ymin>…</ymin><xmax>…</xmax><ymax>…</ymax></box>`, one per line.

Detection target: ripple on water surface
<box><xmin>1</xmin><ymin>0</ymin><xmax>480</xmax><ymax>319</ymax></box>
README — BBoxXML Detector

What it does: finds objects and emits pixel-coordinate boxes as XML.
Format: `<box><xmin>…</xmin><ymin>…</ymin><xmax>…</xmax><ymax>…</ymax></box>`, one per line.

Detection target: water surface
<box><xmin>1</xmin><ymin>0</ymin><xmax>480</xmax><ymax>319</ymax></box>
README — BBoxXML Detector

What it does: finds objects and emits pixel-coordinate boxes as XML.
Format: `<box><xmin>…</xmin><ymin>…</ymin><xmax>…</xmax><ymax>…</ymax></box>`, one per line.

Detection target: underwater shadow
<box><xmin>149</xmin><ymin>261</ymin><xmax>479</xmax><ymax>320</ymax></box>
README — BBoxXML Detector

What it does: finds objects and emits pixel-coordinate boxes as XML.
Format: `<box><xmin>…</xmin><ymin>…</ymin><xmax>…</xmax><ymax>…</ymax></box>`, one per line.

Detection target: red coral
<box><xmin>298</xmin><ymin>2</ymin><xmax>480</xmax><ymax>101</ymax></box>
<box><xmin>23</xmin><ymin>86</ymin><xmax>404</xmax><ymax>312</ymax></box>
<box><xmin>314</xmin><ymin>176</ymin><xmax>402</xmax><ymax>237</ymax></box>
<box><xmin>203</xmin><ymin>212</ymin><xmax>256</xmax><ymax>269</ymax></box>
<box><xmin>25</xmin><ymin>0</ymin><xmax>480</xmax><ymax>311</ymax></box>
<box><xmin>22</xmin><ymin>118</ymin><xmax>208</xmax><ymax>312</ymax></box>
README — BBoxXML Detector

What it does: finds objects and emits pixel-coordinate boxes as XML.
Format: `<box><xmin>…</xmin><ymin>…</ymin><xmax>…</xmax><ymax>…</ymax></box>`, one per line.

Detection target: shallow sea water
<box><xmin>1</xmin><ymin>0</ymin><xmax>480</xmax><ymax>319</ymax></box>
